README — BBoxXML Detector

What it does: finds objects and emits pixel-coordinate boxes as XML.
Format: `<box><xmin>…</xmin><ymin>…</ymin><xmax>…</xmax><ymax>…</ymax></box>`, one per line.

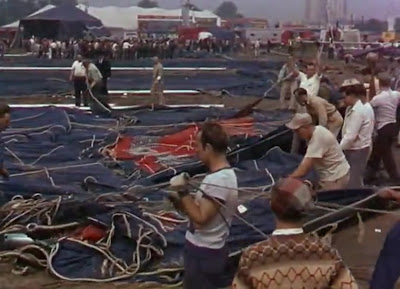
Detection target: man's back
<box><xmin>233</xmin><ymin>234</ymin><xmax>358</xmax><ymax>289</ymax></box>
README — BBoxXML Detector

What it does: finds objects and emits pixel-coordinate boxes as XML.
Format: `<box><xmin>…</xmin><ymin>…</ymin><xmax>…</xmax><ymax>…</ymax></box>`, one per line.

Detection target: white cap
<box><xmin>286</xmin><ymin>113</ymin><xmax>313</xmax><ymax>130</ymax></box>
<box><xmin>340</xmin><ymin>78</ymin><xmax>361</xmax><ymax>88</ymax></box>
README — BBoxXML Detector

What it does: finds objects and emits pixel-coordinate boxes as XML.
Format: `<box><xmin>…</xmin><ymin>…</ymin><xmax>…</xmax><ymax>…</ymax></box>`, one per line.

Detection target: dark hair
<box><xmin>200</xmin><ymin>122</ymin><xmax>229</xmax><ymax>154</ymax></box>
<box><xmin>340</xmin><ymin>84</ymin><xmax>366</xmax><ymax>98</ymax></box>
<box><xmin>379</xmin><ymin>75</ymin><xmax>391</xmax><ymax>88</ymax></box>
<box><xmin>294</xmin><ymin>87</ymin><xmax>308</xmax><ymax>96</ymax></box>
<box><xmin>0</xmin><ymin>103</ymin><xmax>10</xmax><ymax>117</ymax></box>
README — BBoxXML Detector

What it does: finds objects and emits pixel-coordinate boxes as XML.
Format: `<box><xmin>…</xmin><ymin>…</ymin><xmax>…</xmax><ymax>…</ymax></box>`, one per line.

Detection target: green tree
<box><xmin>137</xmin><ymin>0</ymin><xmax>159</xmax><ymax>8</ymax></box>
<box><xmin>215</xmin><ymin>1</ymin><xmax>241</xmax><ymax>19</ymax></box>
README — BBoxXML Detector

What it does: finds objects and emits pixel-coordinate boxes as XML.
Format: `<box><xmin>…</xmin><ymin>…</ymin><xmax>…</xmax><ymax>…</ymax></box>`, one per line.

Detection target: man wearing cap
<box><xmin>339</xmin><ymin>81</ymin><xmax>374</xmax><ymax>188</ymax></box>
<box><xmin>151</xmin><ymin>57</ymin><xmax>165</xmax><ymax>105</ymax></box>
<box><xmin>293</xmin><ymin>87</ymin><xmax>343</xmax><ymax>137</ymax></box>
<box><xmin>233</xmin><ymin>178</ymin><xmax>358</xmax><ymax>289</ymax></box>
<box><xmin>367</xmin><ymin>73</ymin><xmax>400</xmax><ymax>181</ymax></box>
<box><xmin>287</xmin><ymin>113</ymin><xmax>350</xmax><ymax>190</ymax></box>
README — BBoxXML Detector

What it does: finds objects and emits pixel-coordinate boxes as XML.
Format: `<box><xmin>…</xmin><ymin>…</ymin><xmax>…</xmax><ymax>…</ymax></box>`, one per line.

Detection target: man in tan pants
<box><xmin>294</xmin><ymin>87</ymin><xmax>343</xmax><ymax>137</ymax></box>
<box><xmin>287</xmin><ymin>113</ymin><xmax>350</xmax><ymax>191</ymax></box>
<box><xmin>151</xmin><ymin>57</ymin><xmax>165</xmax><ymax>105</ymax></box>
<box><xmin>278</xmin><ymin>57</ymin><xmax>299</xmax><ymax>110</ymax></box>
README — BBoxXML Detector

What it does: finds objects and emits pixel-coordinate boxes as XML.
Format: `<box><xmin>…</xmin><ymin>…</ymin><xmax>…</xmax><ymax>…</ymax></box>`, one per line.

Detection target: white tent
<box><xmin>76</xmin><ymin>4</ymin><xmax>220</xmax><ymax>30</ymax></box>
<box><xmin>2</xmin><ymin>5</ymin><xmax>55</xmax><ymax>28</ymax></box>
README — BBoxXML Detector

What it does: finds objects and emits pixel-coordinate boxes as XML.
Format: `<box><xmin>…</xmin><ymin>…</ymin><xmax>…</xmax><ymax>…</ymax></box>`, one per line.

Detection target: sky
<box><xmin>88</xmin><ymin>0</ymin><xmax>398</xmax><ymax>21</ymax></box>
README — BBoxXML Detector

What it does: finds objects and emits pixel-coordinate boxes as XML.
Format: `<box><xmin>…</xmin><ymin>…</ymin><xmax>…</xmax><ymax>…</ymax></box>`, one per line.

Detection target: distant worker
<box><xmin>254</xmin><ymin>39</ymin><xmax>260</xmax><ymax>57</ymax></box>
<box><xmin>95</xmin><ymin>52</ymin><xmax>112</xmax><ymax>95</ymax></box>
<box><xmin>0</xmin><ymin>40</ymin><xmax>5</xmax><ymax>60</ymax></box>
<box><xmin>0</xmin><ymin>103</ymin><xmax>11</xmax><ymax>181</ymax></box>
<box><xmin>151</xmin><ymin>57</ymin><xmax>165</xmax><ymax>105</ymax></box>
<box><xmin>83</xmin><ymin>59</ymin><xmax>111</xmax><ymax>116</ymax></box>
<box><xmin>287</xmin><ymin>113</ymin><xmax>350</xmax><ymax>191</ymax></box>
<box><xmin>70</xmin><ymin>55</ymin><xmax>88</xmax><ymax>107</ymax></box>
<box><xmin>294</xmin><ymin>88</ymin><xmax>343</xmax><ymax>137</ymax></box>
<box><xmin>277</xmin><ymin>56</ymin><xmax>298</xmax><ymax>110</ymax></box>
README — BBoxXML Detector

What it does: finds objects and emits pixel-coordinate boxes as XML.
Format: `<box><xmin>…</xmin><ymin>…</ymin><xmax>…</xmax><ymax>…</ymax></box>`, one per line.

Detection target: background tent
<box><xmin>19</xmin><ymin>4</ymin><xmax>110</xmax><ymax>40</ymax></box>
<box><xmin>2</xmin><ymin>5</ymin><xmax>55</xmax><ymax>30</ymax></box>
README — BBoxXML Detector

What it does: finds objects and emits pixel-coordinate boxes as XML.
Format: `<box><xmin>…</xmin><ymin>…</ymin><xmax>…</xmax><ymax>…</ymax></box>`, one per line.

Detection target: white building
<box><xmin>305</xmin><ymin>0</ymin><xmax>347</xmax><ymax>24</ymax></box>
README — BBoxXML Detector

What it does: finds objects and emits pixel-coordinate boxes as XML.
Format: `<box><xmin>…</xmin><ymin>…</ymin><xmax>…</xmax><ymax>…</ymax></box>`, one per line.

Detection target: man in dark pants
<box><xmin>70</xmin><ymin>55</ymin><xmax>88</xmax><ymax>107</ymax></box>
<box><xmin>168</xmin><ymin>122</ymin><xmax>238</xmax><ymax>289</ymax></box>
<box><xmin>95</xmin><ymin>53</ymin><xmax>111</xmax><ymax>95</ymax></box>
<box><xmin>368</xmin><ymin>73</ymin><xmax>400</xmax><ymax>181</ymax></box>
<box><xmin>0</xmin><ymin>103</ymin><xmax>11</xmax><ymax>180</ymax></box>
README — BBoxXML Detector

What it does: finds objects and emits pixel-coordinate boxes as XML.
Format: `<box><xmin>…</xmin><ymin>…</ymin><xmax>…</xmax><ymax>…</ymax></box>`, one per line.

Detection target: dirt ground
<box><xmin>0</xmin><ymin>55</ymin><xmax>398</xmax><ymax>289</ymax></box>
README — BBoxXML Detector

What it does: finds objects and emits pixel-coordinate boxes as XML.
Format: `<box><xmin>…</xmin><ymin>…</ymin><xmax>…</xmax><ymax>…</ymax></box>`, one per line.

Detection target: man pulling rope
<box><xmin>82</xmin><ymin>59</ymin><xmax>112</xmax><ymax>116</ymax></box>
<box><xmin>168</xmin><ymin>122</ymin><xmax>238</xmax><ymax>289</ymax></box>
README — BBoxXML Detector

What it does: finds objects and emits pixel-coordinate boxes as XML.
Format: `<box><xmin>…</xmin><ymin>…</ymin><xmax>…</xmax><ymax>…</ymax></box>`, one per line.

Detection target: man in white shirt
<box><xmin>291</xmin><ymin>53</ymin><xmax>322</xmax><ymax>99</ymax></box>
<box><xmin>69</xmin><ymin>55</ymin><xmax>88</xmax><ymax>107</ymax></box>
<box><xmin>287</xmin><ymin>113</ymin><xmax>350</xmax><ymax>191</ymax></box>
<box><xmin>368</xmin><ymin>73</ymin><xmax>400</xmax><ymax>181</ymax></box>
<box><xmin>339</xmin><ymin>80</ymin><xmax>374</xmax><ymax>188</ymax></box>
<box><xmin>169</xmin><ymin>122</ymin><xmax>238</xmax><ymax>289</ymax></box>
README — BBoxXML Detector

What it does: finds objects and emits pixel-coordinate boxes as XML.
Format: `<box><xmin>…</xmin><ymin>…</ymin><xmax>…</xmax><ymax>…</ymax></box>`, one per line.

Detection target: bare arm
<box><xmin>180</xmin><ymin>194</ymin><xmax>220</xmax><ymax>226</ymax></box>
<box><xmin>289</xmin><ymin>157</ymin><xmax>314</xmax><ymax>178</ymax></box>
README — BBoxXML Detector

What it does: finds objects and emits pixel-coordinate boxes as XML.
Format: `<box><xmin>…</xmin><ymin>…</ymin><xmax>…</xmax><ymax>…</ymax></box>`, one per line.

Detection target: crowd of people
<box><xmin>21</xmin><ymin>36</ymin><xmax>246</xmax><ymax>60</ymax></box>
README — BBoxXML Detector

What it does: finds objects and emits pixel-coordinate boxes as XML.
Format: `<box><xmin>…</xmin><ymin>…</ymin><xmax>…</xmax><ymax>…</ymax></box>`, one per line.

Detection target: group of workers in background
<box><xmin>165</xmin><ymin>52</ymin><xmax>400</xmax><ymax>289</ymax></box>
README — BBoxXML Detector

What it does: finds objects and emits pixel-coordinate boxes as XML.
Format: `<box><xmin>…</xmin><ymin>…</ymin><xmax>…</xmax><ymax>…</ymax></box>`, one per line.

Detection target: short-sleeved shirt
<box><xmin>299</xmin><ymin>72</ymin><xmax>321</xmax><ymax>97</ymax></box>
<box><xmin>185</xmin><ymin>168</ymin><xmax>238</xmax><ymax>249</ymax></box>
<box><xmin>305</xmin><ymin>126</ymin><xmax>350</xmax><ymax>182</ymax></box>
<box><xmin>71</xmin><ymin>60</ymin><xmax>86</xmax><ymax>77</ymax></box>
<box><xmin>370</xmin><ymin>89</ymin><xmax>400</xmax><ymax>130</ymax></box>
<box><xmin>87</xmin><ymin>63</ymin><xmax>103</xmax><ymax>83</ymax></box>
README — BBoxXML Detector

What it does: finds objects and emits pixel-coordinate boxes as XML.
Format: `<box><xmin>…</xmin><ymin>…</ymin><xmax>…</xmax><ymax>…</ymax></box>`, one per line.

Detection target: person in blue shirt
<box><xmin>371</xmin><ymin>188</ymin><xmax>400</xmax><ymax>289</ymax></box>
<box><xmin>0</xmin><ymin>103</ymin><xmax>11</xmax><ymax>180</ymax></box>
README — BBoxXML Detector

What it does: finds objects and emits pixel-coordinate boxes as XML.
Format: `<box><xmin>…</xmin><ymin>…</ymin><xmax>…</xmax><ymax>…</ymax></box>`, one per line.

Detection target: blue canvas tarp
<box><xmin>0</xmin><ymin>106</ymin><xmax>378</xmax><ymax>286</ymax></box>
<box><xmin>0</xmin><ymin>59</ymin><xmax>281</xmax><ymax>98</ymax></box>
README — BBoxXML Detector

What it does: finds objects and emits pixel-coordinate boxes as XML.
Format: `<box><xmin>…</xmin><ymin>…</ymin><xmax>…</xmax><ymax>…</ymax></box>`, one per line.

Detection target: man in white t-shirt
<box><xmin>292</xmin><ymin>54</ymin><xmax>322</xmax><ymax>99</ymax></box>
<box><xmin>169</xmin><ymin>122</ymin><xmax>238</xmax><ymax>289</ymax></box>
<box><xmin>287</xmin><ymin>113</ymin><xmax>350</xmax><ymax>191</ymax></box>
<box><xmin>368</xmin><ymin>73</ymin><xmax>400</xmax><ymax>181</ymax></box>
<box><xmin>69</xmin><ymin>55</ymin><xmax>88</xmax><ymax>107</ymax></box>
